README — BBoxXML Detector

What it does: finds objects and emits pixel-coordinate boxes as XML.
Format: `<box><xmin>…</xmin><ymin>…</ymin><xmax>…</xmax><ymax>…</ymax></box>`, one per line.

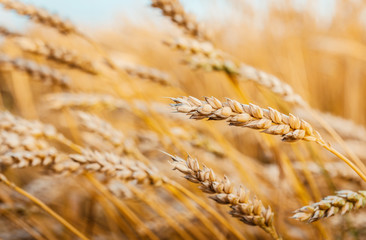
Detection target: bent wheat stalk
<box><xmin>169</xmin><ymin>96</ymin><xmax>366</xmax><ymax>182</ymax></box>
<box><xmin>292</xmin><ymin>190</ymin><xmax>366</xmax><ymax>223</ymax></box>
<box><xmin>0</xmin><ymin>173</ymin><xmax>89</xmax><ymax>240</ymax></box>
<box><xmin>168</xmin><ymin>154</ymin><xmax>281</xmax><ymax>240</ymax></box>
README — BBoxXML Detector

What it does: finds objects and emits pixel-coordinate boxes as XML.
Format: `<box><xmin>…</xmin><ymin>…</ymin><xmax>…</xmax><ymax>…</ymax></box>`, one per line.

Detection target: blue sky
<box><xmin>0</xmin><ymin>0</ymin><xmax>216</xmax><ymax>30</ymax></box>
<box><xmin>0</xmin><ymin>0</ymin><xmax>335</xmax><ymax>31</ymax></box>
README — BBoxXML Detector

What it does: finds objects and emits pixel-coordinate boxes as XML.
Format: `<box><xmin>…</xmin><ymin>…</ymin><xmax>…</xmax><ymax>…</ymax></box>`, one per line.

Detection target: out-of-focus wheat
<box><xmin>0</xmin><ymin>26</ymin><xmax>22</xmax><ymax>37</ymax></box>
<box><xmin>45</xmin><ymin>93</ymin><xmax>129</xmax><ymax>110</ymax></box>
<box><xmin>15</xmin><ymin>37</ymin><xmax>97</xmax><ymax>74</ymax></box>
<box><xmin>0</xmin><ymin>0</ymin><xmax>78</xmax><ymax>35</ymax></box>
<box><xmin>0</xmin><ymin>54</ymin><xmax>70</xmax><ymax>87</ymax></box>
<box><xmin>122</xmin><ymin>64</ymin><xmax>171</xmax><ymax>86</ymax></box>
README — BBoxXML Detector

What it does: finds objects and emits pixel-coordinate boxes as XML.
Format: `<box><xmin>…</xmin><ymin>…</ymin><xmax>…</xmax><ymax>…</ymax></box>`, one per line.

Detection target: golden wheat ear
<box><xmin>168</xmin><ymin>153</ymin><xmax>282</xmax><ymax>240</ymax></box>
<box><xmin>292</xmin><ymin>190</ymin><xmax>366</xmax><ymax>223</ymax></box>
<box><xmin>169</xmin><ymin>96</ymin><xmax>366</xmax><ymax>183</ymax></box>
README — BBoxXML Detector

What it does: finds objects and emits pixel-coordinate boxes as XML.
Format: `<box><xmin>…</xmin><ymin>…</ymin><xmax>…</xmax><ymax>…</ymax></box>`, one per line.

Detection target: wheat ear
<box><xmin>123</xmin><ymin>64</ymin><xmax>171</xmax><ymax>86</ymax></box>
<box><xmin>45</xmin><ymin>93</ymin><xmax>129</xmax><ymax>110</ymax></box>
<box><xmin>15</xmin><ymin>37</ymin><xmax>97</xmax><ymax>74</ymax></box>
<box><xmin>292</xmin><ymin>190</ymin><xmax>366</xmax><ymax>223</ymax></box>
<box><xmin>0</xmin><ymin>0</ymin><xmax>78</xmax><ymax>35</ymax></box>
<box><xmin>169</xmin><ymin>96</ymin><xmax>366</xmax><ymax>182</ymax></box>
<box><xmin>151</xmin><ymin>0</ymin><xmax>208</xmax><ymax>40</ymax></box>
<box><xmin>169</xmin><ymin>154</ymin><xmax>281</xmax><ymax>240</ymax></box>
<box><xmin>171</xmin><ymin>96</ymin><xmax>321</xmax><ymax>142</ymax></box>
<box><xmin>0</xmin><ymin>54</ymin><xmax>70</xmax><ymax>87</ymax></box>
<box><xmin>165</xmin><ymin>37</ymin><xmax>366</xmax><ymax>174</ymax></box>
<box><xmin>165</xmin><ymin>38</ymin><xmax>305</xmax><ymax>105</ymax></box>
<box><xmin>1</xmin><ymin>148</ymin><xmax>165</xmax><ymax>186</ymax></box>
<box><xmin>73</xmin><ymin>111</ymin><xmax>125</xmax><ymax>147</ymax></box>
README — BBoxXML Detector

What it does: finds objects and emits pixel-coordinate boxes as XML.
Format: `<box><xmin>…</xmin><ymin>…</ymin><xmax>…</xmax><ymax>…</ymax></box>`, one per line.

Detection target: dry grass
<box><xmin>0</xmin><ymin>0</ymin><xmax>366</xmax><ymax>239</ymax></box>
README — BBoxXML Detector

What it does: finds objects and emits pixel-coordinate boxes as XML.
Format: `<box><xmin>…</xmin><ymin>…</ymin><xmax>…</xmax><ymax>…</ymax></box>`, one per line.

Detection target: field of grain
<box><xmin>0</xmin><ymin>0</ymin><xmax>366</xmax><ymax>239</ymax></box>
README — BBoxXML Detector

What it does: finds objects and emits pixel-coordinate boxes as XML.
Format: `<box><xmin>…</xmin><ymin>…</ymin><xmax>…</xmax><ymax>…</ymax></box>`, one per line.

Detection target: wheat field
<box><xmin>0</xmin><ymin>0</ymin><xmax>366</xmax><ymax>239</ymax></box>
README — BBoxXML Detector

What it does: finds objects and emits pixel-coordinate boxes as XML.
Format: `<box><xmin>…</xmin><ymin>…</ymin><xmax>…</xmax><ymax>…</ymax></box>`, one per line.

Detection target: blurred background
<box><xmin>1</xmin><ymin>0</ymin><xmax>366</xmax><ymax>239</ymax></box>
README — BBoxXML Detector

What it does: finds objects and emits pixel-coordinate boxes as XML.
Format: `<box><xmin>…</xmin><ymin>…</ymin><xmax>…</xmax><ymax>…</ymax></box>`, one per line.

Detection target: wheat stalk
<box><xmin>151</xmin><ymin>0</ymin><xmax>208</xmax><ymax>40</ymax></box>
<box><xmin>168</xmin><ymin>154</ymin><xmax>281</xmax><ymax>239</ymax></box>
<box><xmin>0</xmin><ymin>173</ymin><xmax>89</xmax><ymax>240</ymax></box>
<box><xmin>15</xmin><ymin>37</ymin><xmax>97</xmax><ymax>74</ymax></box>
<box><xmin>169</xmin><ymin>96</ymin><xmax>366</xmax><ymax>182</ymax></box>
<box><xmin>0</xmin><ymin>0</ymin><xmax>79</xmax><ymax>35</ymax></box>
<box><xmin>0</xmin><ymin>54</ymin><xmax>70</xmax><ymax>87</ymax></box>
<box><xmin>292</xmin><ymin>190</ymin><xmax>366</xmax><ymax>223</ymax></box>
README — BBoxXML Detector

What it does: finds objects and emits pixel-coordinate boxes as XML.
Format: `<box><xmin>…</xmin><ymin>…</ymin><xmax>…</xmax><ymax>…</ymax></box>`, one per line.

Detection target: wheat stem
<box><xmin>0</xmin><ymin>173</ymin><xmax>89</xmax><ymax>240</ymax></box>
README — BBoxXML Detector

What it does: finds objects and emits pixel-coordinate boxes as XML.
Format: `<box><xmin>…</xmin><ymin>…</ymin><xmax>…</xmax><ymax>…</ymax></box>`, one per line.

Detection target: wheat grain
<box><xmin>163</xmin><ymin>38</ymin><xmax>220</xmax><ymax>58</ymax></box>
<box><xmin>0</xmin><ymin>131</ymin><xmax>50</xmax><ymax>156</ymax></box>
<box><xmin>170</xmin><ymin>96</ymin><xmax>366</xmax><ymax>182</ymax></box>
<box><xmin>169</xmin><ymin>154</ymin><xmax>281</xmax><ymax>239</ymax></box>
<box><xmin>0</xmin><ymin>147</ymin><xmax>164</xmax><ymax>186</ymax></box>
<box><xmin>0</xmin><ymin>111</ymin><xmax>64</xmax><ymax>141</ymax></box>
<box><xmin>170</xmin><ymin>96</ymin><xmax>322</xmax><ymax>142</ymax></box>
<box><xmin>0</xmin><ymin>0</ymin><xmax>78</xmax><ymax>35</ymax></box>
<box><xmin>15</xmin><ymin>37</ymin><xmax>97</xmax><ymax>74</ymax></box>
<box><xmin>0</xmin><ymin>148</ymin><xmax>66</xmax><ymax>169</ymax></box>
<box><xmin>295</xmin><ymin>107</ymin><xmax>366</xmax><ymax>143</ymax></box>
<box><xmin>151</xmin><ymin>0</ymin><xmax>208</xmax><ymax>40</ymax></box>
<box><xmin>0</xmin><ymin>54</ymin><xmax>70</xmax><ymax>87</ymax></box>
<box><xmin>55</xmin><ymin>149</ymin><xmax>165</xmax><ymax>185</ymax></box>
<box><xmin>292</xmin><ymin>190</ymin><xmax>366</xmax><ymax>222</ymax></box>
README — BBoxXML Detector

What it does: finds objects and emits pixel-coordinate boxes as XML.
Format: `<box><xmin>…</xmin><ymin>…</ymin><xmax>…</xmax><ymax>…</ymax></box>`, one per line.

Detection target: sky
<box><xmin>0</xmin><ymin>0</ymin><xmax>216</xmax><ymax>30</ymax></box>
<box><xmin>0</xmin><ymin>0</ymin><xmax>335</xmax><ymax>32</ymax></box>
